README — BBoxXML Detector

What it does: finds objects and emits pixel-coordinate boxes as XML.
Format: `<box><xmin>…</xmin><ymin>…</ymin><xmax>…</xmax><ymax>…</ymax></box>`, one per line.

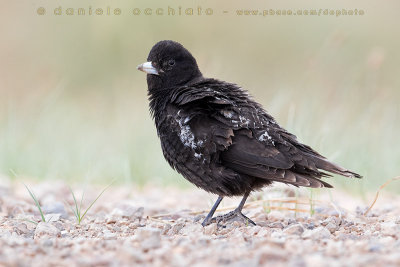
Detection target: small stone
<box><xmin>179</xmin><ymin>223</ymin><xmax>203</xmax><ymax>235</ymax></box>
<box><xmin>368</xmin><ymin>242</ymin><xmax>382</xmax><ymax>252</ymax></box>
<box><xmin>271</xmin><ymin>231</ymin><xmax>285</xmax><ymax>240</ymax></box>
<box><xmin>103</xmin><ymin>231</ymin><xmax>117</xmax><ymax>240</ymax></box>
<box><xmin>302</xmin><ymin>226</ymin><xmax>331</xmax><ymax>240</ymax></box>
<box><xmin>42</xmin><ymin>202</ymin><xmax>68</xmax><ymax>219</ymax></box>
<box><xmin>326</xmin><ymin>222</ymin><xmax>338</xmax><ymax>233</ymax></box>
<box><xmin>343</xmin><ymin>220</ymin><xmax>354</xmax><ymax>227</ymax></box>
<box><xmin>162</xmin><ymin>224</ymin><xmax>172</xmax><ymax>235</ymax></box>
<box><xmin>305</xmin><ymin>222</ymin><xmax>316</xmax><ymax>230</ymax></box>
<box><xmin>136</xmin><ymin>227</ymin><xmax>161</xmax><ymax>250</ymax></box>
<box><xmin>204</xmin><ymin>223</ymin><xmax>217</xmax><ymax>235</ymax></box>
<box><xmin>34</xmin><ymin>222</ymin><xmax>61</xmax><ymax>238</ymax></box>
<box><xmin>327</xmin><ymin>208</ymin><xmax>347</xmax><ymax>217</ymax></box>
<box><xmin>325</xmin><ymin>240</ymin><xmax>345</xmax><ymax>257</ymax></box>
<box><xmin>106</xmin><ymin>214</ymin><xmax>119</xmax><ymax>224</ymax></box>
<box><xmin>193</xmin><ymin>215</ymin><xmax>204</xmax><ymax>223</ymax></box>
<box><xmin>44</xmin><ymin>213</ymin><xmax>62</xmax><ymax>222</ymax></box>
<box><xmin>14</xmin><ymin>223</ymin><xmax>29</xmax><ymax>235</ymax></box>
<box><xmin>60</xmin><ymin>230</ymin><xmax>68</xmax><ymax>237</ymax></box>
<box><xmin>255</xmin><ymin>213</ymin><xmax>268</xmax><ymax>223</ymax></box>
<box><xmin>380</xmin><ymin>222</ymin><xmax>400</xmax><ymax>236</ymax></box>
<box><xmin>247</xmin><ymin>225</ymin><xmax>262</xmax><ymax>236</ymax></box>
<box><xmin>283</xmin><ymin>224</ymin><xmax>304</xmax><ymax>235</ymax></box>
<box><xmin>168</xmin><ymin>223</ymin><xmax>185</xmax><ymax>235</ymax></box>
<box><xmin>111</xmin><ymin>205</ymin><xmax>144</xmax><ymax>220</ymax></box>
<box><xmin>42</xmin><ymin>239</ymin><xmax>54</xmax><ymax>247</ymax></box>
<box><xmin>267</xmin><ymin>211</ymin><xmax>284</xmax><ymax>222</ymax></box>
<box><xmin>257</xmin><ymin>247</ymin><xmax>288</xmax><ymax>264</ymax></box>
<box><xmin>268</xmin><ymin>222</ymin><xmax>284</xmax><ymax>229</ymax></box>
<box><xmin>321</xmin><ymin>217</ymin><xmax>341</xmax><ymax>229</ymax></box>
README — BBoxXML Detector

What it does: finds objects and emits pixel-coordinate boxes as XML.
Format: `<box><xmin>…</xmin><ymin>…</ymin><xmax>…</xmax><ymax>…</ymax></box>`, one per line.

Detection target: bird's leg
<box><xmin>210</xmin><ymin>191</ymin><xmax>256</xmax><ymax>226</ymax></box>
<box><xmin>201</xmin><ymin>196</ymin><xmax>223</xmax><ymax>227</ymax></box>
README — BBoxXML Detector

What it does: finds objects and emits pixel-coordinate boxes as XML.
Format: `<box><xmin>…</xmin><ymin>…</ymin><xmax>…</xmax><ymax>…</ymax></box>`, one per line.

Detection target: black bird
<box><xmin>137</xmin><ymin>40</ymin><xmax>362</xmax><ymax>226</ymax></box>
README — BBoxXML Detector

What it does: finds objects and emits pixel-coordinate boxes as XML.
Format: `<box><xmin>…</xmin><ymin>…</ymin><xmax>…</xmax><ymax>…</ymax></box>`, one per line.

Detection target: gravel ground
<box><xmin>0</xmin><ymin>179</ymin><xmax>400</xmax><ymax>267</ymax></box>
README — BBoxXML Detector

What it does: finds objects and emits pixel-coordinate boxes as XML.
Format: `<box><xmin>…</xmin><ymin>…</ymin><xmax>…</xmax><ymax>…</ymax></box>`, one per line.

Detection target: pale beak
<box><xmin>137</xmin><ymin>62</ymin><xmax>159</xmax><ymax>75</ymax></box>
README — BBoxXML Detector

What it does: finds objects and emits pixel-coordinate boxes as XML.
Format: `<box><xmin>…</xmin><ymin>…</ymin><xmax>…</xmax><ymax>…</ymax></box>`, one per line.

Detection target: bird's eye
<box><xmin>168</xmin><ymin>59</ymin><xmax>175</xmax><ymax>66</ymax></box>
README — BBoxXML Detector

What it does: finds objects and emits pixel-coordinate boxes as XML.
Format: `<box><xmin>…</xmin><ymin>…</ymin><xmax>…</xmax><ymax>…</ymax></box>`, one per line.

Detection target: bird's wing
<box><xmin>171</xmin><ymin>90</ymin><xmax>333</xmax><ymax>188</ymax></box>
<box><xmin>220</xmin><ymin>130</ymin><xmax>334</xmax><ymax>188</ymax></box>
<box><xmin>171</xmin><ymin>86</ymin><xmax>235</xmax><ymax>106</ymax></box>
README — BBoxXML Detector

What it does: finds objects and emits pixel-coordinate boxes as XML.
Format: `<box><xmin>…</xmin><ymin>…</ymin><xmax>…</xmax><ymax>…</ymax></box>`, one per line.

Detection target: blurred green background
<box><xmin>0</xmin><ymin>0</ymin><xmax>399</xmax><ymax>193</ymax></box>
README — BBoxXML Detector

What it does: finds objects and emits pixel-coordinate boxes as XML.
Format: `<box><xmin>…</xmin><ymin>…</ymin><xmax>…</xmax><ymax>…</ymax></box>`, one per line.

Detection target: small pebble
<box><xmin>267</xmin><ymin>211</ymin><xmax>285</xmax><ymax>222</ymax></box>
<box><xmin>283</xmin><ymin>224</ymin><xmax>304</xmax><ymax>235</ymax></box>
<box><xmin>302</xmin><ymin>226</ymin><xmax>332</xmax><ymax>240</ymax></box>
<box><xmin>204</xmin><ymin>223</ymin><xmax>217</xmax><ymax>235</ymax></box>
<box><xmin>135</xmin><ymin>227</ymin><xmax>161</xmax><ymax>250</ymax></box>
<box><xmin>34</xmin><ymin>222</ymin><xmax>61</xmax><ymax>238</ymax></box>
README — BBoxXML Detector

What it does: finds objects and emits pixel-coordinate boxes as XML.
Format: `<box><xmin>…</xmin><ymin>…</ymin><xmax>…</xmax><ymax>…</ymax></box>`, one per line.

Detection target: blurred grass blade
<box><xmin>67</xmin><ymin>179</ymin><xmax>115</xmax><ymax>224</ymax></box>
<box><xmin>80</xmin><ymin>180</ymin><xmax>115</xmax><ymax>222</ymax></box>
<box><xmin>79</xmin><ymin>190</ymin><xmax>84</xmax><ymax>222</ymax></box>
<box><xmin>68</xmin><ymin>186</ymin><xmax>80</xmax><ymax>222</ymax></box>
<box><xmin>23</xmin><ymin>183</ymin><xmax>46</xmax><ymax>222</ymax></box>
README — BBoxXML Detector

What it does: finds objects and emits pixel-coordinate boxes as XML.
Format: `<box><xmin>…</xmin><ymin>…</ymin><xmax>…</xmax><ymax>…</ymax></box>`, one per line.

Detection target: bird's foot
<box><xmin>201</xmin><ymin>209</ymin><xmax>256</xmax><ymax>227</ymax></box>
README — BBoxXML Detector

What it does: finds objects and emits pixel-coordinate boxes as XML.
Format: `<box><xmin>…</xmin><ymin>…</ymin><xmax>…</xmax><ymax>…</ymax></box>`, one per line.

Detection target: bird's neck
<box><xmin>148</xmin><ymin>86</ymin><xmax>174</xmax><ymax>124</ymax></box>
<box><xmin>147</xmin><ymin>74</ymin><xmax>204</xmax><ymax>123</ymax></box>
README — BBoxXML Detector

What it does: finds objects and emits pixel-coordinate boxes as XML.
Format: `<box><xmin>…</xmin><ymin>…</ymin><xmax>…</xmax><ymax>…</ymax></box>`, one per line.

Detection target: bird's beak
<box><xmin>137</xmin><ymin>62</ymin><xmax>159</xmax><ymax>75</ymax></box>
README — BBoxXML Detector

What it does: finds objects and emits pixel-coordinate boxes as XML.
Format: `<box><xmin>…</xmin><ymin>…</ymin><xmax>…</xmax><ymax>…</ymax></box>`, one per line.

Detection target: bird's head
<box><xmin>137</xmin><ymin>40</ymin><xmax>202</xmax><ymax>91</ymax></box>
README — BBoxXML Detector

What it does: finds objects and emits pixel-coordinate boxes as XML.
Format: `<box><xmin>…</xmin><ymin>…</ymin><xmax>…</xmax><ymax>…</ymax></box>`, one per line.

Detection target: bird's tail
<box><xmin>312</xmin><ymin>156</ymin><xmax>362</xmax><ymax>178</ymax></box>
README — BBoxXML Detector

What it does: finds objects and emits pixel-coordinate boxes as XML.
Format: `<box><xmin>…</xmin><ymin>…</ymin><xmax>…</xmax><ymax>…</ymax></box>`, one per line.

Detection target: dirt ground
<box><xmin>0</xmin><ymin>178</ymin><xmax>399</xmax><ymax>267</ymax></box>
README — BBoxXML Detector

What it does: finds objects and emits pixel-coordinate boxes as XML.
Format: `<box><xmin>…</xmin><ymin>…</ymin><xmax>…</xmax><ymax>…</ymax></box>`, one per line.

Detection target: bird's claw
<box><xmin>201</xmin><ymin>209</ymin><xmax>256</xmax><ymax>227</ymax></box>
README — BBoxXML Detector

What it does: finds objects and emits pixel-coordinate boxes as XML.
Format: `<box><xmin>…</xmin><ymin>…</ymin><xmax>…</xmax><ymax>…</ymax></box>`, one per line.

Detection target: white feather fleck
<box><xmin>194</xmin><ymin>152</ymin><xmax>203</xmax><ymax>159</ymax></box>
<box><xmin>258</xmin><ymin>131</ymin><xmax>274</xmax><ymax>145</ymax></box>
<box><xmin>239</xmin><ymin>116</ymin><xmax>251</xmax><ymax>126</ymax></box>
<box><xmin>176</xmin><ymin>117</ymin><xmax>204</xmax><ymax>149</ymax></box>
<box><xmin>220</xmin><ymin>110</ymin><xmax>234</xmax><ymax>119</ymax></box>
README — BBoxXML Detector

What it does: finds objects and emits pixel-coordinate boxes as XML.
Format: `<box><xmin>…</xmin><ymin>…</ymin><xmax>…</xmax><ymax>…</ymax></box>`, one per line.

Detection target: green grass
<box><xmin>262</xmin><ymin>200</ymin><xmax>271</xmax><ymax>214</ymax></box>
<box><xmin>67</xmin><ymin>181</ymin><xmax>114</xmax><ymax>224</ymax></box>
<box><xmin>23</xmin><ymin>183</ymin><xmax>46</xmax><ymax>223</ymax></box>
<box><xmin>23</xmin><ymin>181</ymin><xmax>113</xmax><ymax>225</ymax></box>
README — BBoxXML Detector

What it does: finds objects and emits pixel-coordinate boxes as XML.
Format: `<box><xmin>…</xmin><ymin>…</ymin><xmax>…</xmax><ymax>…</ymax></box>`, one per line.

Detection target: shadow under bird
<box><xmin>138</xmin><ymin>40</ymin><xmax>362</xmax><ymax>226</ymax></box>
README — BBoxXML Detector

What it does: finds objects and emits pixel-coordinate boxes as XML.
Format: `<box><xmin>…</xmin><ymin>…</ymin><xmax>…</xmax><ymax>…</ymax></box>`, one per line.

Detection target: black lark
<box><xmin>137</xmin><ymin>40</ymin><xmax>362</xmax><ymax>226</ymax></box>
